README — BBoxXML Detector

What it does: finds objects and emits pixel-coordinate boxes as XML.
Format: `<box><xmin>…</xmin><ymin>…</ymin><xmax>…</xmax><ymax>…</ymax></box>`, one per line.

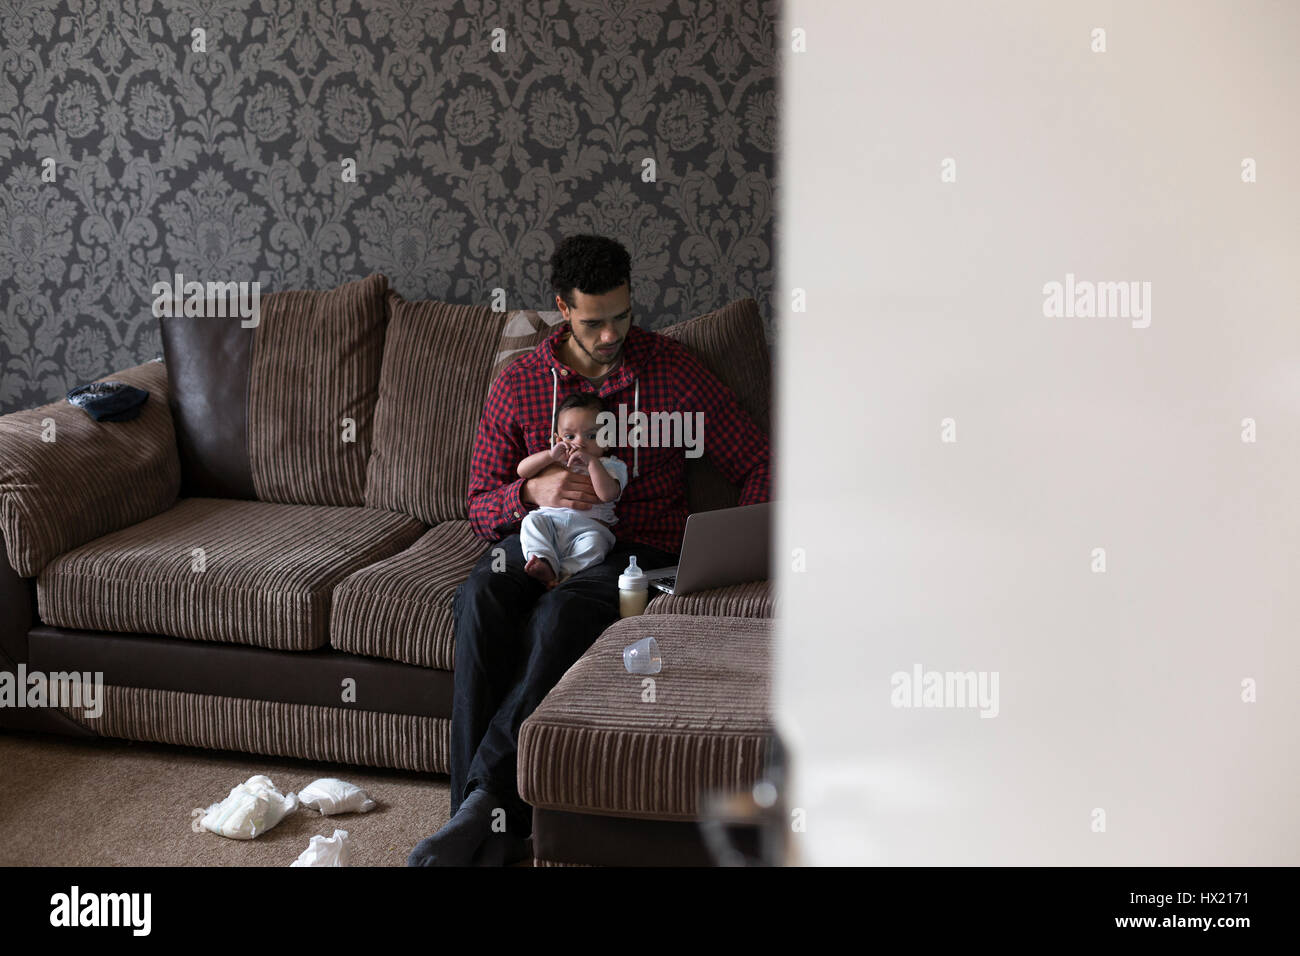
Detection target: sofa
<box><xmin>0</xmin><ymin>273</ymin><xmax>777</xmax><ymax>865</ymax></box>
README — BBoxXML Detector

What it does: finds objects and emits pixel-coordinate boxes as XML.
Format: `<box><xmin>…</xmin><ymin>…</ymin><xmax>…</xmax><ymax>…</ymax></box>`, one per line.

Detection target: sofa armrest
<box><xmin>0</xmin><ymin>360</ymin><xmax>180</xmax><ymax>577</ymax></box>
<box><xmin>644</xmin><ymin>579</ymin><xmax>775</xmax><ymax>618</ymax></box>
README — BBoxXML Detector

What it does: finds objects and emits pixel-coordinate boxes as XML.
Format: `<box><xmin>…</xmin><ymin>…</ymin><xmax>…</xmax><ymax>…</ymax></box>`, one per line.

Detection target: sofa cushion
<box><xmin>660</xmin><ymin>298</ymin><xmax>771</xmax><ymax>513</ymax></box>
<box><xmin>363</xmin><ymin>292</ymin><xmax>506</xmax><ymax>524</ymax></box>
<box><xmin>488</xmin><ymin>308</ymin><xmax>566</xmax><ymax>382</ymax></box>
<box><xmin>518</xmin><ymin>615</ymin><xmax>774</xmax><ymax>820</ymax></box>
<box><xmin>645</xmin><ymin>580</ymin><xmax>775</xmax><ymax>618</ymax></box>
<box><xmin>330</xmin><ymin>520</ymin><xmax>488</xmax><ymax>669</ymax></box>
<box><xmin>247</xmin><ymin>273</ymin><xmax>389</xmax><ymax>506</ymax></box>
<box><xmin>37</xmin><ymin>497</ymin><xmax>424</xmax><ymax>651</ymax></box>
<box><xmin>0</xmin><ymin>360</ymin><xmax>180</xmax><ymax>578</ymax></box>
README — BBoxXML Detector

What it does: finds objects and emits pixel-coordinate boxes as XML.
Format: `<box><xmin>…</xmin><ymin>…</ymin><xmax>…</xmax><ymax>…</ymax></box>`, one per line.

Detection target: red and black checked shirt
<box><xmin>468</xmin><ymin>323</ymin><xmax>771</xmax><ymax>554</ymax></box>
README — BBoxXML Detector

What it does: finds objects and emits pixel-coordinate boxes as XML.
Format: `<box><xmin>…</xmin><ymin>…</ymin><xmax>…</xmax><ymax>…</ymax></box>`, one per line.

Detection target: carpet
<box><xmin>0</xmin><ymin>730</ymin><xmax>531</xmax><ymax>867</ymax></box>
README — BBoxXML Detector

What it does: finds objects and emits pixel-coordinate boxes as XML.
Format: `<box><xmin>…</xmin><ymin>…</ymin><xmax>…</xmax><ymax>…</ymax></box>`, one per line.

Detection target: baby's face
<box><xmin>555</xmin><ymin>408</ymin><xmax>604</xmax><ymax>457</ymax></box>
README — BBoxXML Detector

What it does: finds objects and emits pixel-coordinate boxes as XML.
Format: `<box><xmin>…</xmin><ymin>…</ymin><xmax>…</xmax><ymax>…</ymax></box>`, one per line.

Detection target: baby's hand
<box><xmin>566</xmin><ymin>448</ymin><xmax>589</xmax><ymax>469</ymax></box>
<box><xmin>549</xmin><ymin>442</ymin><xmax>570</xmax><ymax>463</ymax></box>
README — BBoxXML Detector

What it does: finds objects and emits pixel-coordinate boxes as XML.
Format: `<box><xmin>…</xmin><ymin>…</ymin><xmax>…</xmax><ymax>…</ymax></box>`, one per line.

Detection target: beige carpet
<box><xmin>0</xmin><ymin>730</ymin><xmax>530</xmax><ymax>867</ymax></box>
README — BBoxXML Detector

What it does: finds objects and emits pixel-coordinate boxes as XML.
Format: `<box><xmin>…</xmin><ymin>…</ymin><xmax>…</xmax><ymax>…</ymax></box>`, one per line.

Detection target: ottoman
<box><xmin>517</xmin><ymin>614</ymin><xmax>776</xmax><ymax>866</ymax></box>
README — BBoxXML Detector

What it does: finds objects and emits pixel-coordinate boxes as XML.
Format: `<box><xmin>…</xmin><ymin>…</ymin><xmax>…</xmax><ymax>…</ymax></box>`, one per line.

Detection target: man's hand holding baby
<box><xmin>516</xmin><ymin>441</ymin><xmax>599</xmax><ymax>510</ymax></box>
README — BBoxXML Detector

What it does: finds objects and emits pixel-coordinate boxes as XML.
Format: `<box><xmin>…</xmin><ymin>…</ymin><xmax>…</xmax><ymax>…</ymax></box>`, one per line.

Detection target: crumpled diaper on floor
<box><xmin>298</xmin><ymin>777</ymin><xmax>376</xmax><ymax>815</ymax></box>
<box><xmin>291</xmin><ymin>829</ymin><xmax>351</xmax><ymax>867</ymax></box>
<box><xmin>201</xmin><ymin>775</ymin><xmax>299</xmax><ymax>840</ymax></box>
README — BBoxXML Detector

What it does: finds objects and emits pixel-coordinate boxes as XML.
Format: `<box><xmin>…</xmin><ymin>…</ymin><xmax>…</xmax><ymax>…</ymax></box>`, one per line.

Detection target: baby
<box><xmin>516</xmin><ymin>392</ymin><xmax>628</xmax><ymax>587</ymax></box>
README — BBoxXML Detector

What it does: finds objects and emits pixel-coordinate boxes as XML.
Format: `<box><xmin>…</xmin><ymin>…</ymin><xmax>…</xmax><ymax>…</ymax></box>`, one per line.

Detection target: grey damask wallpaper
<box><xmin>0</xmin><ymin>0</ymin><xmax>779</xmax><ymax>414</ymax></box>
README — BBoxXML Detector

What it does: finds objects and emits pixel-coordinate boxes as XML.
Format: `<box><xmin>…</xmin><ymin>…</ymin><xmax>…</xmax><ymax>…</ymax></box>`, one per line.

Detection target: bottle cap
<box><xmin>618</xmin><ymin>555</ymin><xmax>647</xmax><ymax>591</ymax></box>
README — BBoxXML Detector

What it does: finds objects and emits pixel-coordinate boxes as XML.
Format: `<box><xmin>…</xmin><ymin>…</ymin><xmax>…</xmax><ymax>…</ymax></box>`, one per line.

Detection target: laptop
<box><xmin>645</xmin><ymin>502</ymin><xmax>772</xmax><ymax>595</ymax></box>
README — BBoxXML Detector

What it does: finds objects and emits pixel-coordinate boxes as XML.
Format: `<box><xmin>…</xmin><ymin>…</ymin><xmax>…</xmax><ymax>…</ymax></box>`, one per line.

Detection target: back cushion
<box><xmin>488</xmin><ymin>308</ymin><xmax>566</xmax><ymax>382</ymax></box>
<box><xmin>363</xmin><ymin>292</ymin><xmax>505</xmax><ymax>524</ymax></box>
<box><xmin>660</xmin><ymin>298</ymin><xmax>772</xmax><ymax>513</ymax></box>
<box><xmin>247</xmin><ymin>273</ymin><xmax>389</xmax><ymax>506</ymax></box>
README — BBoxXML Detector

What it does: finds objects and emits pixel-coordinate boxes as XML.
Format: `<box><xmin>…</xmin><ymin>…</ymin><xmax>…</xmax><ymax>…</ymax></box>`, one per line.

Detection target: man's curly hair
<box><xmin>549</xmin><ymin>234</ymin><xmax>631</xmax><ymax>310</ymax></box>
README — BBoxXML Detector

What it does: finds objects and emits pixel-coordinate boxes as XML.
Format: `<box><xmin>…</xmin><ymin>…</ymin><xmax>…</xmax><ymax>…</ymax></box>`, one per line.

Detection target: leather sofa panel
<box><xmin>159</xmin><ymin>312</ymin><xmax>256</xmax><ymax>499</ymax></box>
<box><xmin>27</xmin><ymin>625</ymin><xmax>452</xmax><ymax>720</ymax></box>
<box><xmin>0</xmin><ymin>534</ymin><xmax>33</xmax><ymax>665</ymax></box>
<box><xmin>531</xmin><ymin>807</ymin><xmax>761</xmax><ymax>867</ymax></box>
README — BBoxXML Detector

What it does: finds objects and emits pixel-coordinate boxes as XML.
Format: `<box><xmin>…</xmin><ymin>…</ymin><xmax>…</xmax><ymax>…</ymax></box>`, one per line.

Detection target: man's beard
<box><xmin>572</xmin><ymin>332</ymin><xmax>624</xmax><ymax>369</ymax></box>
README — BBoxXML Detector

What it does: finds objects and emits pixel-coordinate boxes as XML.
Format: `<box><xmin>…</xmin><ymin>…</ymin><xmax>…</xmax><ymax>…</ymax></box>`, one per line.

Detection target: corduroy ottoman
<box><xmin>517</xmin><ymin>614</ymin><xmax>776</xmax><ymax>866</ymax></box>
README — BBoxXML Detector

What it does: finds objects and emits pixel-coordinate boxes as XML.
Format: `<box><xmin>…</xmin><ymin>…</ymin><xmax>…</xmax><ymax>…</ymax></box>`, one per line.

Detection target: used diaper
<box><xmin>298</xmin><ymin>778</ymin><xmax>376</xmax><ymax>815</ymax></box>
<box><xmin>201</xmin><ymin>775</ymin><xmax>299</xmax><ymax>840</ymax></box>
<box><xmin>291</xmin><ymin>829</ymin><xmax>351</xmax><ymax>866</ymax></box>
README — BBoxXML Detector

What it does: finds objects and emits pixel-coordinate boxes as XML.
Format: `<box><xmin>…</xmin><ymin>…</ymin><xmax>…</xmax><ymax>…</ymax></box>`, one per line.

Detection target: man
<box><xmin>408</xmin><ymin>234</ymin><xmax>771</xmax><ymax>866</ymax></box>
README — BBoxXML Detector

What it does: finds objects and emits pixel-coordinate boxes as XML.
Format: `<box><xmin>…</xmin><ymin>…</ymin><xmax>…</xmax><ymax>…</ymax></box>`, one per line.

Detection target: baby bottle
<box><xmin>618</xmin><ymin>556</ymin><xmax>649</xmax><ymax>618</ymax></box>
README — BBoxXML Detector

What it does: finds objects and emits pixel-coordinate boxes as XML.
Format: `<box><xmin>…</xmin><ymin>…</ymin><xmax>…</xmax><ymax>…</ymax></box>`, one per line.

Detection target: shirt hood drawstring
<box><xmin>549</xmin><ymin>366</ymin><xmax>641</xmax><ymax>479</ymax></box>
<box><xmin>550</xmin><ymin>367</ymin><xmax>559</xmax><ymax>442</ymax></box>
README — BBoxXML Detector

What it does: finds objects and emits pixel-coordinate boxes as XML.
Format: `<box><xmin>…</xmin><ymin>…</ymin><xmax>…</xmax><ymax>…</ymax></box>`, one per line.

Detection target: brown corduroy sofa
<box><xmin>0</xmin><ymin>273</ymin><xmax>775</xmax><ymax>863</ymax></box>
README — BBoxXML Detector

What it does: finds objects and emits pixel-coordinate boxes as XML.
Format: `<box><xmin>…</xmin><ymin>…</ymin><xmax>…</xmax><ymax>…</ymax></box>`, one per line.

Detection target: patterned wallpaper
<box><xmin>0</xmin><ymin>0</ymin><xmax>779</xmax><ymax>414</ymax></box>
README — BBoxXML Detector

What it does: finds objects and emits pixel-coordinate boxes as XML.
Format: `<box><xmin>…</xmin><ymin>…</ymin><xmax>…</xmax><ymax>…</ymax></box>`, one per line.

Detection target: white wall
<box><xmin>776</xmin><ymin>0</ymin><xmax>1300</xmax><ymax>864</ymax></box>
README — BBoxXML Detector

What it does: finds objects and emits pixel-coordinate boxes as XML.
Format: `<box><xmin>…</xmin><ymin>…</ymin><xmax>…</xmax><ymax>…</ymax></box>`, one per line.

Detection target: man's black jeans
<box><xmin>450</xmin><ymin>532</ymin><xmax>679</xmax><ymax>836</ymax></box>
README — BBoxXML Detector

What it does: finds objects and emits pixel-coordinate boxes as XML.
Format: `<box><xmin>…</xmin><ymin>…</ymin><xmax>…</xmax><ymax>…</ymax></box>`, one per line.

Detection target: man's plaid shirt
<box><xmin>468</xmin><ymin>323</ymin><xmax>771</xmax><ymax>554</ymax></box>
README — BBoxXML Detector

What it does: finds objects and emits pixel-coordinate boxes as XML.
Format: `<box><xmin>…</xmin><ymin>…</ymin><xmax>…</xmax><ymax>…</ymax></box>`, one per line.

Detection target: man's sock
<box><xmin>407</xmin><ymin>787</ymin><xmax>500</xmax><ymax>866</ymax></box>
<box><xmin>471</xmin><ymin>831</ymin><xmax>533</xmax><ymax>867</ymax></box>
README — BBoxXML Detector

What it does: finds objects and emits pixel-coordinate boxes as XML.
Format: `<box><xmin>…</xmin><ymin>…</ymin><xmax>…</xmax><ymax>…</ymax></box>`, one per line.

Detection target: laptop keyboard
<box><xmin>652</xmin><ymin>576</ymin><xmax>677</xmax><ymax>593</ymax></box>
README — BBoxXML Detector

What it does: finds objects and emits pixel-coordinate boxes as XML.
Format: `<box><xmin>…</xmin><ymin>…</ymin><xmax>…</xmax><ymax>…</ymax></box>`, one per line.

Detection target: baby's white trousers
<box><xmin>519</xmin><ymin>508</ymin><xmax>617</xmax><ymax>578</ymax></box>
